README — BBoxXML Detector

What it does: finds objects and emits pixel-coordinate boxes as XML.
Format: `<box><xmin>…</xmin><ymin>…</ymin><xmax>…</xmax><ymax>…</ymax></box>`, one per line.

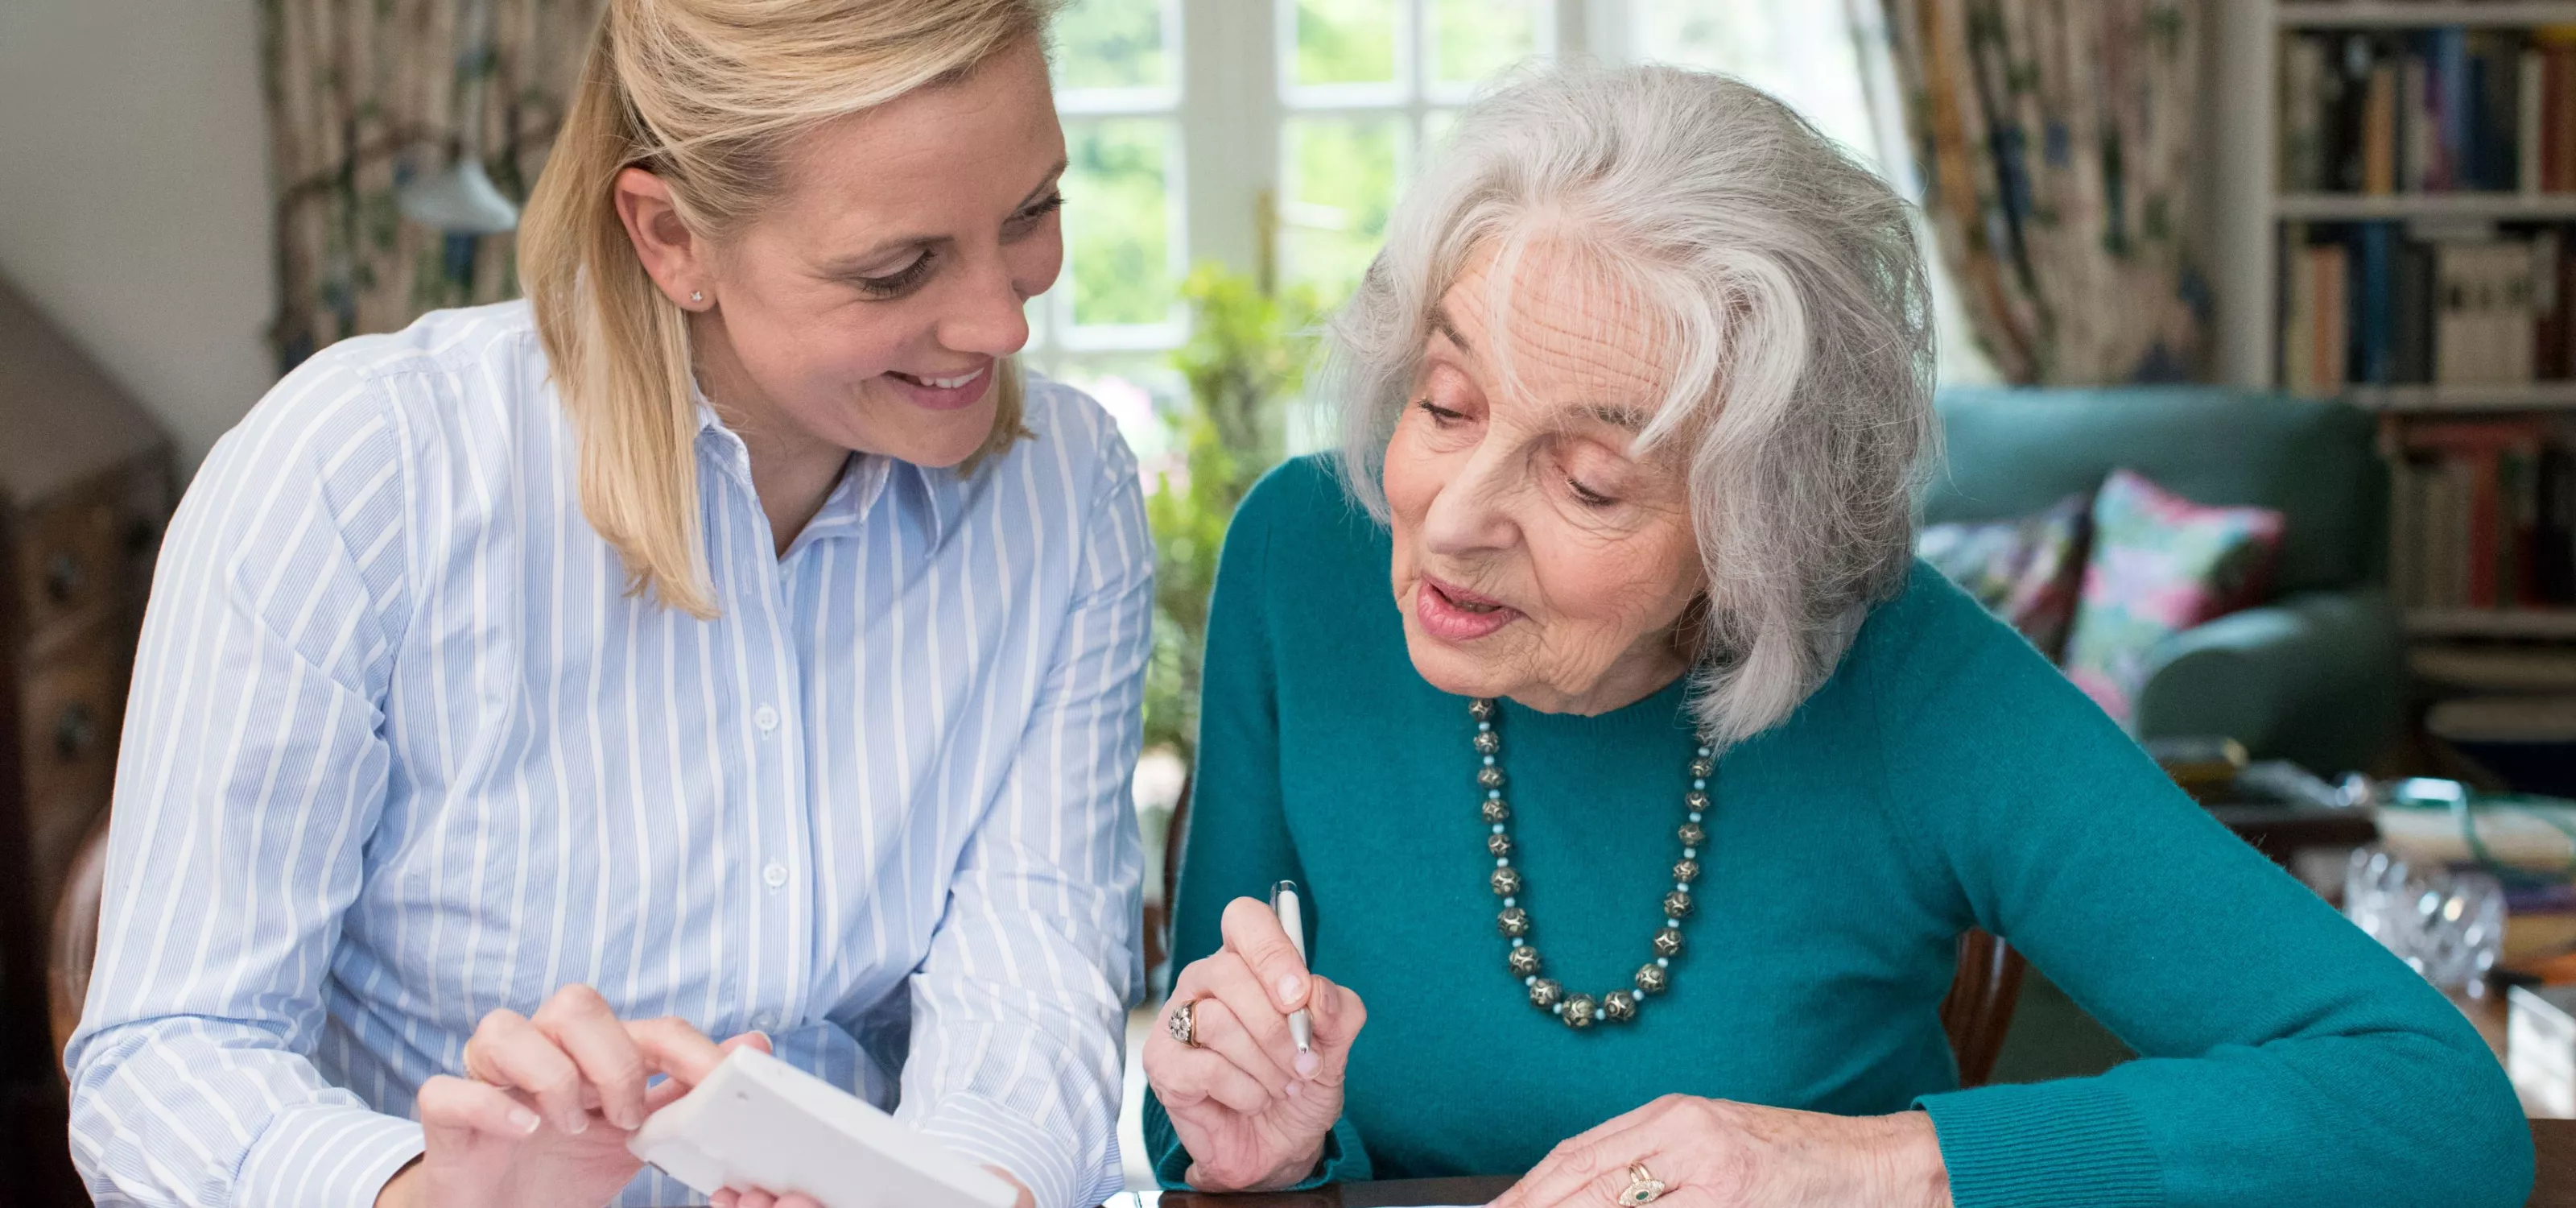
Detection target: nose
<box><xmin>1416</xmin><ymin>449</ymin><xmax>1518</xmax><ymax>559</ymax></box>
<box><xmin>935</xmin><ymin>250</ymin><xmax>1031</xmax><ymax>359</ymax></box>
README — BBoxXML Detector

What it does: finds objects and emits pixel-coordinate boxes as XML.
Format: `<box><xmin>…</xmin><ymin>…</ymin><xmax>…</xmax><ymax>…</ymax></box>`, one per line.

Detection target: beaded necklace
<box><xmin>1471</xmin><ymin>697</ymin><xmax>1709</xmax><ymax>1029</ymax></box>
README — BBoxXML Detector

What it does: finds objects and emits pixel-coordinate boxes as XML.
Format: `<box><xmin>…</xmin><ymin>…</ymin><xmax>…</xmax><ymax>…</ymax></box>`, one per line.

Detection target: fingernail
<box><xmin>509</xmin><ymin>1107</ymin><xmax>541</xmax><ymax>1134</ymax></box>
<box><xmin>1294</xmin><ymin>1051</ymin><xmax>1321</xmax><ymax>1078</ymax></box>
<box><xmin>1278</xmin><ymin>974</ymin><xmax>1305</xmax><ymax>1003</ymax></box>
<box><xmin>1284</xmin><ymin>1080</ymin><xmax>1303</xmax><ymax>1098</ymax></box>
<box><xmin>749</xmin><ymin>1030</ymin><xmax>771</xmax><ymax>1048</ymax></box>
<box><xmin>614</xmin><ymin>1104</ymin><xmax>643</xmax><ymax>1130</ymax></box>
<box><xmin>563</xmin><ymin>1112</ymin><xmax>588</xmax><ymax>1136</ymax></box>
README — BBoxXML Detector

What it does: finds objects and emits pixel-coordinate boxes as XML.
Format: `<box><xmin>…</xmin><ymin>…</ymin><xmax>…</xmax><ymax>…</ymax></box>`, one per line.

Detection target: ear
<box><xmin>613</xmin><ymin>167</ymin><xmax>712</xmax><ymax>310</ymax></box>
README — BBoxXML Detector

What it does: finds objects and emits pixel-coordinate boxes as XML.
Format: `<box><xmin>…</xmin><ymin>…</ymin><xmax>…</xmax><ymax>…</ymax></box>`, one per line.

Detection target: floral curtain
<box><xmin>1878</xmin><ymin>0</ymin><xmax>2204</xmax><ymax>385</ymax></box>
<box><xmin>259</xmin><ymin>0</ymin><xmax>602</xmax><ymax>369</ymax></box>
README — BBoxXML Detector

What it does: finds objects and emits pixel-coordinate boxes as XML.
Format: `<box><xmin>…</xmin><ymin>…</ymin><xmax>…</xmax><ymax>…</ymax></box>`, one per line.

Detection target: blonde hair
<box><xmin>520</xmin><ymin>0</ymin><xmax>1053</xmax><ymax>616</ymax></box>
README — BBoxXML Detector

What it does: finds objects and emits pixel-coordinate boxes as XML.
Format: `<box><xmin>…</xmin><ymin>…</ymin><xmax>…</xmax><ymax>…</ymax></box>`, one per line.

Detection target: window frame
<box><xmin>1030</xmin><ymin>0</ymin><xmax>1955</xmax><ymax>391</ymax></box>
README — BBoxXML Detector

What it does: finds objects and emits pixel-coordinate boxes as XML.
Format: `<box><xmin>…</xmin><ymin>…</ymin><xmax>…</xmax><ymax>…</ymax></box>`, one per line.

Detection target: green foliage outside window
<box><xmin>1142</xmin><ymin>266</ymin><xmax>1321</xmax><ymax>761</ymax></box>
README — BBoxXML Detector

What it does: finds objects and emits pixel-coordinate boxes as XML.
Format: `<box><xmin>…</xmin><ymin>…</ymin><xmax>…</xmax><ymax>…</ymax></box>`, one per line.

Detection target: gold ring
<box><xmin>1166</xmin><ymin>998</ymin><xmax>1202</xmax><ymax>1049</ymax></box>
<box><xmin>1616</xmin><ymin>1162</ymin><xmax>1666</xmax><ymax>1206</ymax></box>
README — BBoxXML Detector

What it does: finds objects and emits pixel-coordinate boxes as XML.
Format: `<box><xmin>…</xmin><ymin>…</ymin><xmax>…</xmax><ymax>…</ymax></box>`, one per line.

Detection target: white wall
<box><xmin>0</xmin><ymin>0</ymin><xmax>278</xmax><ymax>473</ymax></box>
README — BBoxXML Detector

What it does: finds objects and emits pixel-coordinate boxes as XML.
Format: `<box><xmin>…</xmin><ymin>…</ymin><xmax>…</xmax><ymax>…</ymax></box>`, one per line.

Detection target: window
<box><xmin>1030</xmin><ymin>0</ymin><xmax>1984</xmax><ymax>460</ymax></box>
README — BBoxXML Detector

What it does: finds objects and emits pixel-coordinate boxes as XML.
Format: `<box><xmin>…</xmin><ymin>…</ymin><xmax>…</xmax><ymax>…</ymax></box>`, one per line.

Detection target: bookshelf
<box><xmin>2409</xmin><ymin>608</ymin><xmax>2576</xmax><ymax>638</ymax></box>
<box><xmin>2278</xmin><ymin>2</ymin><xmax>2576</xmax><ymax>31</ymax></box>
<box><xmin>2277</xmin><ymin>191</ymin><xmax>2576</xmax><ymax>219</ymax></box>
<box><xmin>2215</xmin><ymin>0</ymin><xmax>2576</xmax><ymax>643</ymax></box>
<box><xmin>2343</xmin><ymin>383</ymin><xmax>2576</xmax><ymax>410</ymax></box>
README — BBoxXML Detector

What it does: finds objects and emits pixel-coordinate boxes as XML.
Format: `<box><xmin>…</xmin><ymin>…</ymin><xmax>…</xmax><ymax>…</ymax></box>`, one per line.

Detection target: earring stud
<box><xmin>690</xmin><ymin>291</ymin><xmax>704</xmax><ymax>304</ymax></box>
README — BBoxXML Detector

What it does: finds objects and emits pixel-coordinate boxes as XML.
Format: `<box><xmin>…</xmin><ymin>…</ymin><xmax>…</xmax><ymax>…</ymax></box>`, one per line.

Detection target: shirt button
<box><xmin>753</xmin><ymin>705</ymin><xmax>779</xmax><ymax>733</ymax></box>
<box><xmin>762</xmin><ymin>861</ymin><xmax>789</xmax><ymax>888</ymax></box>
<box><xmin>753</xmin><ymin>1011</ymin><xmax>779</xmax><ymax>1032</ymax></box>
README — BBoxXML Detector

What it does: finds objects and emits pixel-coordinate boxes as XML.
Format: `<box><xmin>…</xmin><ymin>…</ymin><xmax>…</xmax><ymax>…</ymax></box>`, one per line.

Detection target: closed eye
<box><xmin>1416</xmin><ymin>398</ymin><xmax>1466</xmax><ymax>425</ymax></box>
<box><xmin>854</xmin><ymin>250</ymin><xmax>937</xmax><ymax>298</ymax></box>
<box><xmin>1009</xmin><ymin>191</ymin><xmax>1065</xmax><ymax>232</ymax></box>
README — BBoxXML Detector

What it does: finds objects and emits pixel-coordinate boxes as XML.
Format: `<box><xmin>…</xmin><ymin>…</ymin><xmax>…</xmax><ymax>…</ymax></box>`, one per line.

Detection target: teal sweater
<box><xmin>1145</xmin><ymin>456</ymin><xmax>2532</xmax><ymax>1206</ymax></box>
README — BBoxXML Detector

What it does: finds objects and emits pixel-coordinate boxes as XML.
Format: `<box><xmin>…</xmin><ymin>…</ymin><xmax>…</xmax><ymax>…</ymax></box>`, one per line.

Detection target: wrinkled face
<box><xmin>1383</xmin><ymin>241</ymin><xmax>1706</xmax><ymax>715</ymax></box>
<box><xmin>705</xmin><ymin>39</ymin><xmax>1065</xmax><ymax>467</ymax></box>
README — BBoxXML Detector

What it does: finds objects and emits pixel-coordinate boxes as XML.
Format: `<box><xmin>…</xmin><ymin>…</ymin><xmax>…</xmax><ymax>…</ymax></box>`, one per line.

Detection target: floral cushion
<box><xmin>2063</xmin><ymin>469</ymin><xmax>2287</xmax><ymax>722</ymax></box>
<box><xmin>1917</xmin><ymin>493</ymin><xmax>2094</xmax><ymax>660</ymax></box>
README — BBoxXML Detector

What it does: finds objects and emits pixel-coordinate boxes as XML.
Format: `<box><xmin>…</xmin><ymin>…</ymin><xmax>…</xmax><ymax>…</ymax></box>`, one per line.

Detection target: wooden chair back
<box><xmin>48</xmin><ymin>812</ymin><xmax>109</xmax><ymax>1078</ymax></box>
<box><xmin>1942</xmin><ymin>929</ymin><xmax>2025</xmax><ymax>1088</ymax></box>
<box><xmin>1160</xmin><ymin>784</ymin><xmax>2029</xmax><ymax>1087</ymax></box>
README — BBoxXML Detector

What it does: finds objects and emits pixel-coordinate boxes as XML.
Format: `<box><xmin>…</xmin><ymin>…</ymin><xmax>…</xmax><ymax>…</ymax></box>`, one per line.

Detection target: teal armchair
<box><xmin>1926</xmin><ymin>387</ymin><xmax>2405</xmax><ymax>776</ymax></box>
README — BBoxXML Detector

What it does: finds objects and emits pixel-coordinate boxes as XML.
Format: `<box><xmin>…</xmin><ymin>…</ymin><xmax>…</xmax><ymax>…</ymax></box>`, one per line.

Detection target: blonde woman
<box><xmin>65</xmin><ymin>4</ymin><xmax>1146</xmax><ymax>1207</ymax></box>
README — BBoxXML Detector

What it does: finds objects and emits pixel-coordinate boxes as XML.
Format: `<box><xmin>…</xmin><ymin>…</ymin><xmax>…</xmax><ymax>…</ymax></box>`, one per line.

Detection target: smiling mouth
<box><xmin>889</xmin><ymin>366</ymin><xmax>989</xmax><ymax>391</ymax></box>
<box><xmin>1426</xmin><ymin>576</ymin><xmax>1507</xmax><ymax>612</ymax></box>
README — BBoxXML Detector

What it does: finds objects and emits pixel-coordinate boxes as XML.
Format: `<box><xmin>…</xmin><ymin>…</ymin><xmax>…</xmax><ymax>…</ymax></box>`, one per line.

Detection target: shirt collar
<box><xmin>691</xmin><ymin>387</ymin><xmax>947</xmax><ymax>550</ymax></box>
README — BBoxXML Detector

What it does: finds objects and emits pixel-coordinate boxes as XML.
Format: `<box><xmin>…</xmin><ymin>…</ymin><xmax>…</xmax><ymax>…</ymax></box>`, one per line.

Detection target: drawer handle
<box><xmin>54</xmin><ymin>703</ymin><xmax>98</xmax><ymax>761</ymax></box>
<box><xmin>44</xmin><ymin>551</ymin><xmax>83</xmax><ymax>604</ymax></box>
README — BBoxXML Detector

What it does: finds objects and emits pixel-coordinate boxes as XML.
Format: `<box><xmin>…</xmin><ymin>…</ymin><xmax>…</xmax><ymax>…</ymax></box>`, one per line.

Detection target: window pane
<box><xmin>1294</xmin><ymin>0</ymin><xmax>1397</xmax><ymax>87</ymax></box>
<box><xmin>1424</xmin><ymin>107</ymin><xmax>1459</xmax><ymax>153</ymax></box>
<box><xmin>1046</xmin><ymin>354</ymin><xmax>1186</xmax><ymax>462</ymax></box>
<box><xmin>1064</xmin><ymin>118</ymin><xmax>1177</xmax><ymax>326</ymax></box>
<box><xmin>1633</xmin><ymin>0</ymin><xmax>1880</xmax><ymax>172</ymax></box>
<box><xmin>1055</xmin><ymin>0</ymin><xmax>1170</xmax><ymax>90</ymax></box>
<box><xmin>1281</xmin><ymin>117</ymin><xmax>1402</xmax><ymax>305</ymax></box>
<box><xmin>1430</xmin><ymin>0</ymin><xmax>1540</xmax><ymax>89</ymax></box>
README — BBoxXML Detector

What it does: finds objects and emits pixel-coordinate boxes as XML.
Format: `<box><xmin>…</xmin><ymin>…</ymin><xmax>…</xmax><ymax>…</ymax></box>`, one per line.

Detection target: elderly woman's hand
<box><xmin>1490</xmin><ymin>1095</ymin><xmax>1950</xmax><ymax>1208</ymax></box>
<box><xmin>1143</xmin><ymin>897</ymin><xmax>1368</xmax><ymax>1192</ymax></box>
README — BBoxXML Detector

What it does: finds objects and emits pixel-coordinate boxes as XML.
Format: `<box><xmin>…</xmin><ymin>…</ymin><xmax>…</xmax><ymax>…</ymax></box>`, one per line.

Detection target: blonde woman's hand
<box><xmin>1142</xmin><ymin>897</ymin><xmax>1367</xmax><ymax>1192</ymax></box>
<box><xmin>1488</xmin><ymin>1095</ymin><xmax>1951</xmax><ymax>1208</ymax></box>
<box><xmin>378</xmin><ymin>986</ymin><xmax>769</xmax><ymax>1208</ymax></box>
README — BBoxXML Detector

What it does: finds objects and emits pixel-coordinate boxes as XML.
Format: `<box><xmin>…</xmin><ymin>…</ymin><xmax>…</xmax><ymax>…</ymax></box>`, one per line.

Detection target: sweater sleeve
<box><xmin>1143</xmin><ymin>465</ymin><xmax>1374</xmax><ymax>1191</ymax></box>
<box><xmin>1874</xmin><ymin>571</ymin><xmax>2530</xmax><ymax>1208</ymax></box>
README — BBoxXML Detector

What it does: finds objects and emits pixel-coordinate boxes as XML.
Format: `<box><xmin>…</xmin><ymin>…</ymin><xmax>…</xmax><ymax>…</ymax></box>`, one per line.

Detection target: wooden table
<box><xmin>1110</xmin><ymin>1118</ymin><xmax>2576</xmax><ymax>1206</ymax></box>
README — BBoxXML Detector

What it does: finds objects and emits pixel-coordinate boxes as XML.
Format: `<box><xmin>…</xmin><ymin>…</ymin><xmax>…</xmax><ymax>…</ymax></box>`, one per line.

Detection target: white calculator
<box><xmin>629</xmin><ymin>1047</ymin><xmax>1018</xmax><ymax>1208</ymax></box>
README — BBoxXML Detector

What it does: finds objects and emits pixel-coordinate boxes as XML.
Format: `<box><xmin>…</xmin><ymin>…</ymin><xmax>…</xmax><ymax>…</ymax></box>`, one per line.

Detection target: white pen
<box><xmin>1271</xmin><ymin>879</ymin><xmax>1313</xmax><ymax>1054</ymax></box>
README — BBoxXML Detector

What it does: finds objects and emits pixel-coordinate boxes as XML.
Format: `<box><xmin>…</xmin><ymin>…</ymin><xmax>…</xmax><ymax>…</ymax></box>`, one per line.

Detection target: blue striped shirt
<box><xmin>66</xmin><ymin>301</ymin><xmax>1150</xmax><ymax>1208</ymax></box>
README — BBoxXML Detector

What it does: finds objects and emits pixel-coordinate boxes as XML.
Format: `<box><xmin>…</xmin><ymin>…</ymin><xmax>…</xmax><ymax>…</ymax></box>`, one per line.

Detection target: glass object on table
<box><xmin>2344</xmin><ymin>845</ymin><xmax>2505</xmax><ymax>995</ymax></box>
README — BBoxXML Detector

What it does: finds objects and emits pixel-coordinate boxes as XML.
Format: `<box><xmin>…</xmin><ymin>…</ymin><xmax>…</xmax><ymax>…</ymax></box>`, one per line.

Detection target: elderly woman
<box><xmin>1141</xmin><ymin>64</ymin><xmax>2529</xmax><ymax>1208</ymax></box>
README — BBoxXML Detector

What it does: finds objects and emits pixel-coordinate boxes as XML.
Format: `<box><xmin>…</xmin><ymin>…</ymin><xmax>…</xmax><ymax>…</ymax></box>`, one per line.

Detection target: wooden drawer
<box><xmin>14</xmin><ymin>468</ymin><xmax>158</xmax><ymax>658</ymax></box>
<box><xmin>18</xmin><ymin>638</ymin><xmax>123</xmax><ymax>837</ymax></box>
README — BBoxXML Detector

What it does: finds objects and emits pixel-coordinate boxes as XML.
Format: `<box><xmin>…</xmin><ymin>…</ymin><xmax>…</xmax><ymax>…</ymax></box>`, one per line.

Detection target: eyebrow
<box><xmin>1583</xmin><ymin>403</ymin><xmax>1653</xmax><ymax>432</ymax></box>
<box><xmin>1428</xmin><ymin>303</ymin><xmax>1651</xmax><ymax>433</ymax></box>
<box><xmin>817</xmin><ymin>157</ymin><xmax>1069</xmax><ymax>276</ymax></box>
<box><xmin>1426</xmin><ymin>304</ymin><xmax>1473</xmax><ymax>357</ymax></box>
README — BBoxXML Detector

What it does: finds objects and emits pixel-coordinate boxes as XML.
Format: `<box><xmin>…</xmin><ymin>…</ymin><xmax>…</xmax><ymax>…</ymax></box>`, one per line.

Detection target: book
<box><xmin>2367</xmin><ymin>58</ymin><xmax>2400</xmax><ymax>194</ymax></box>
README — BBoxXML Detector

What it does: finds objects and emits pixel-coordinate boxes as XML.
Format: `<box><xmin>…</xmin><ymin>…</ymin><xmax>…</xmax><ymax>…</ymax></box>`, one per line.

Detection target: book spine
<box><xmin>2438</xmin><ymin>242</ymin><xmax>2477</xmax><ymax>385</ymax></box>
<box><xmin>2439</xmin><ymin>28</ymin><xmax>2471</xmax><ymax>190</ymax></box>
<box><xmin>2526</xmin><ymin>47</ymin><xmax>2548</xmax><ymax>192</ymax></box>
<box><xmin>2285</xmin><ymin>225</ymin><xmax>2316</xmax><ymax>394</ymax></box>
<box><xmin>2537</xmin><ymin>229</ymin><xmax>2565</xmax><ymax>379</ymax></box>
<box><xmin>2397</xmin><ymin>238</ymin><xmax>2436</xmax><ymax>383</ymax></box>
<box><xmin>2322</xmin><ymin>243</ymin><xmax>2351</xmax><ymax>392</ymax></box>
<box><xmin>2557</xmin><ymin>44</ymin><xmax>2576</xmax><ymax>192</ymax></box>
<box><xmin>2363</xmin><ymin>222</ymin><xmax>2396</xmax><ymax>384</ymax></box>
<box><xmin>2368</xmin><ymin>59</ymin><xmax>2400</xmax><ymax>194</ymax></box>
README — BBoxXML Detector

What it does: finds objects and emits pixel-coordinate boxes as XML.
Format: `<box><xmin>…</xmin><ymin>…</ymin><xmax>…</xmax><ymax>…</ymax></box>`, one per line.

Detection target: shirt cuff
<box><xmin>233</xmin><ymin>1101</ymin><xmax>426</xmax><ymax>1208</ymax></box>
<box><xmin>911</xmin><ymin>1090</ymin><xmax>1102</xmax><ymax>1208</ymax></box>
<box><xmin>1915</xmin><ymin>1078</ymin><xmax>2162</xmax><ymax>1208</ymax></box>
